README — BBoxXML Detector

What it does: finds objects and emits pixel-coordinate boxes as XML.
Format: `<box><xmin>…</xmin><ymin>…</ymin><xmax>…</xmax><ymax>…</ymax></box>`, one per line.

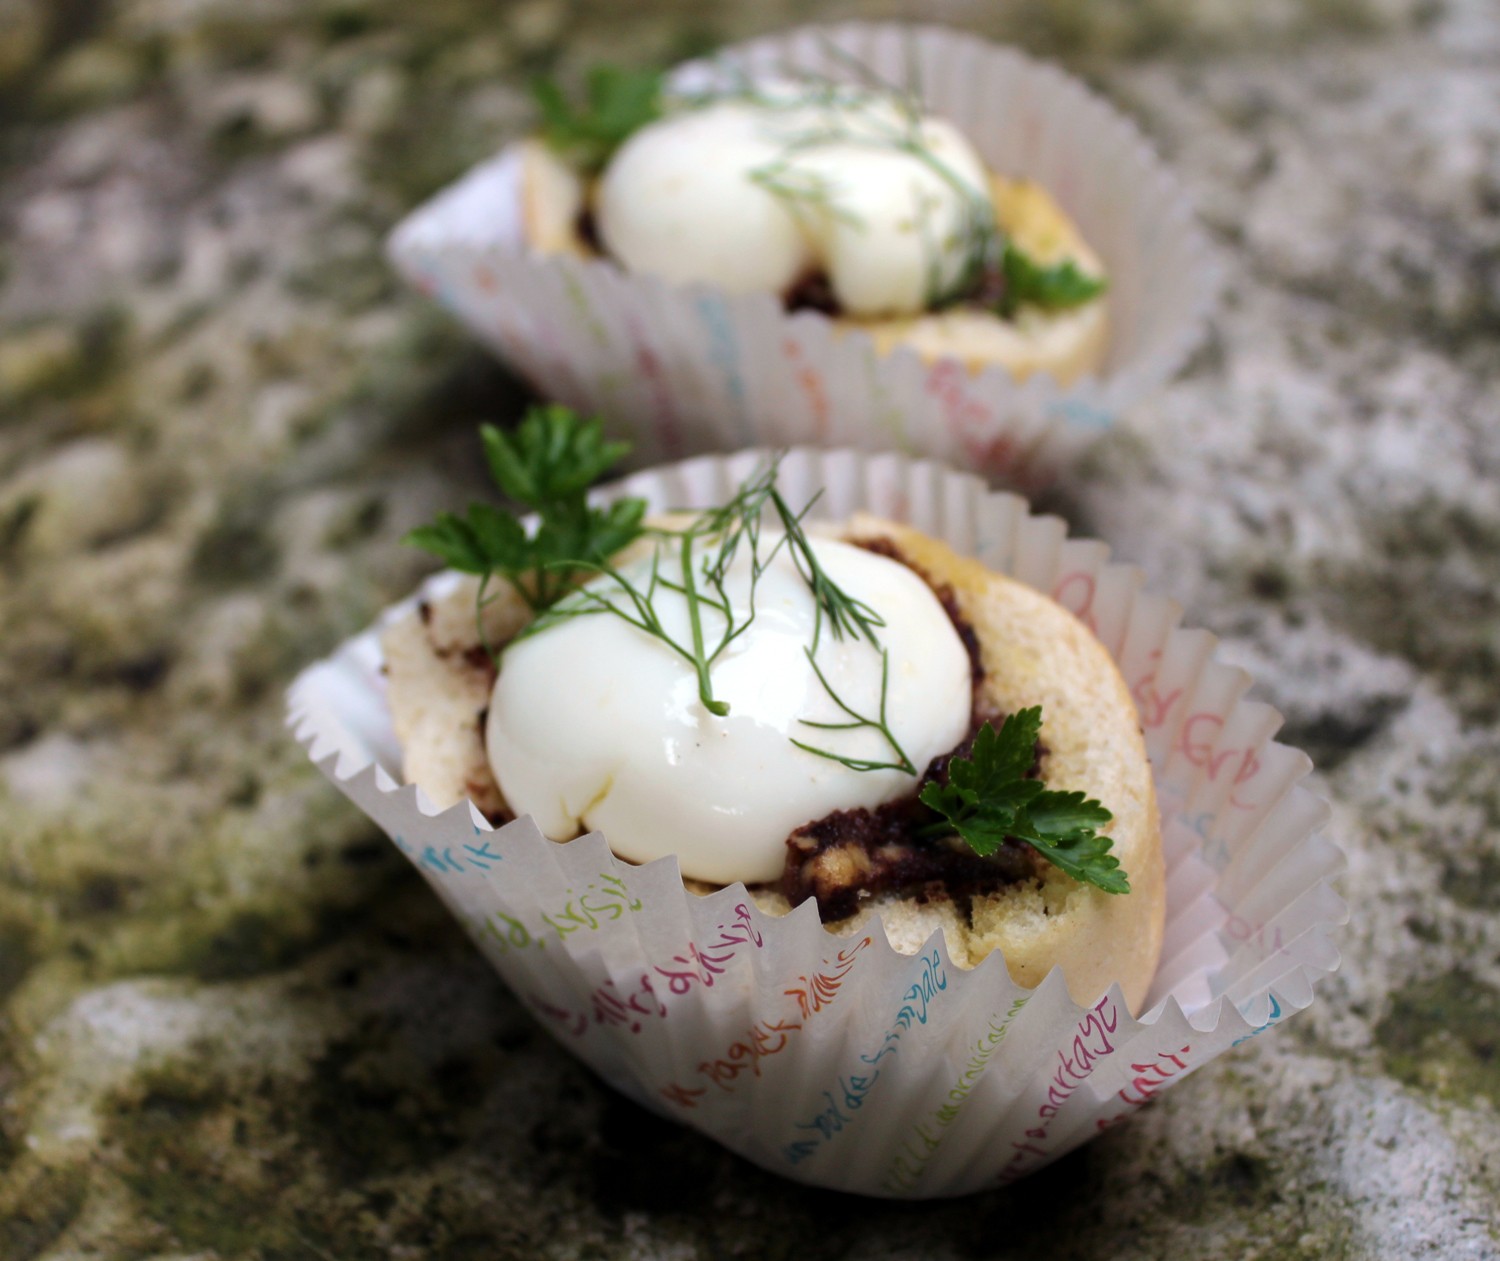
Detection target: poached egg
<box><xmin>594</xmin><ymin>88</ymin><xmax>993</xmax><ymax>319</ymax></box>
<box><xmin>485</xmin><ymin>530</ymin><xmax>973</xmax><ymax>884</ymax></box>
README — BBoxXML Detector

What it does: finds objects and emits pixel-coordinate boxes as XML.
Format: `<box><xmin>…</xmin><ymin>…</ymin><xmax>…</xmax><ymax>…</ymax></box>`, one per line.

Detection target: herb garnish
<box><xmin>531</xmin><ymin>64</ymin><xmax>665</xmax><ymax>172</ymax></box>
<box><xmin>918</xmin><ymin>707</ymin><xmax>1128</xmax><ymax>894</ymax></box>
<box><xmin>403</xmin><ymin>404</ymin><xmax>647</xmax><ymax>654</ymax></box>
<box><xmin>996</xmin><ymin>242</ymin><xmax>1108</xmax><ymax>318</ymax></box>
<box><xmin>792</xmin><ymin>647</ymin><xmax>916</xmax><ymax>775</ymax></box>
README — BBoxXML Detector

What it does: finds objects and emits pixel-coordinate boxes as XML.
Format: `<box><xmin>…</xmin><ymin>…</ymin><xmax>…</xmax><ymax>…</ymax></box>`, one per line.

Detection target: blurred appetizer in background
<box><xmin>521</xmin><ymin>63</ymin><xmax>1110</xmax><ymax>385</ymax></box>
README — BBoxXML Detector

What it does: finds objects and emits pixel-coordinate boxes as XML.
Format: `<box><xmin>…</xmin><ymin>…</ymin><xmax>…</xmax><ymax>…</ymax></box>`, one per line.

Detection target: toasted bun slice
<box><xmin>838</xmin><ymin>516</ymin><xmax>1161</xmax><ymax>1012</ymax></box>
<box><xmin>384</xmin><ymin>515</ymin><xmax>1163</xmax><ymax>1011</ymax></box>
<box><xmin>517</xmin><ymin>141</ymin><xmax>1108</xmax><ymax>386</ymax></box>
<box><xmin>382</xmin><ymin>577</ymin><xmax>529</xmax><ymax>822</ymax></box>
<box><xmin>519</xmin><ymin>140</ymin><xmax>591</xmax><ymax>257</ymax></box>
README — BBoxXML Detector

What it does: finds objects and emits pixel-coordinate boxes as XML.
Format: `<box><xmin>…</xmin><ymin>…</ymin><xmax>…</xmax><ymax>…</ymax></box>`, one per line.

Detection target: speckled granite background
<box><xmin>2</xmin><ymin>0</ymin><xmax>1498</xmax><ymax>1257</ymax></box>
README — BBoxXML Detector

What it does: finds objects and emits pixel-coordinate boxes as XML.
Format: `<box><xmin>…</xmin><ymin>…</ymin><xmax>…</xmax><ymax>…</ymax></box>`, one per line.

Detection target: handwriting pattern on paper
<box><xmin>1047</xmin><ymin>397</ymin><xmax>1114</xmax><ymax>431</ymax></box>
<box><xmin>464</xmin><ymin>872</ymin><xmax>644</xmax><ymax>956</ymax></box>
<box><xmin>1093</xmin><ymin>1043</ymin><xmax>1197</xmax><ymax>1134</ymax></box>
<box><xmin>1116</xmin><ymin>1044</ymin><xmax>1193</xmax><ymax>1107</ymax></box>
<box><xmin>925</xmin><ymin>359</ymin><xmax>1015</xmax><ymax>472</ymax></box>
<box><xmin>1176</xmin><ymin>712</ymin><xmax>1262</xmax><ymax>809</ymax></box>
<box><xmin>625</xmin><ymin>317</ymin><xmax>682</xmax><ymax>455</ymax></box>
<box><xmin>1230</xmin><ymin>993</ymin><xmax>1283</xmax><ymax>1048</ymax></box>
<box><xmin>395</xmin><ymin>833</ymin><xmax>505</xmax><ymax>878</ymax></box>
<box><xmin>996</xmin><ymin>994</ymin><xmax>1120</xmax><ymax>1184</ymax></box>
<box><xmin>1130</xmin><ymin>649</ymin><xmax>1182</xmax><ymax>732</ymax></box>
<box><xmin>862</xmin><ymin>349</ymin><xmax>909</xmax><ymax>447</ymax></box>
<box><xmin>882</xmin><ymin>994</ymin><xmax>1030</xmax><ymax>1193</ymax></box>
<box><xmin>560</xmin><ymin>270</ymin><xmax>609</xmax><ymax>346</ymax></box>
<box><xmin>659</xmin><ymin>936</ymin><xmax>875</xmax><ymax>1110</ymax></box>
<box><xmin>1127</xmin><ymin>655</ymin><xmax>1267</xmax><ymax>815</ymax></box>
<box><xmin>523</xmin><ymin>903</ymin><xmax>765</xmax><ymax>1041</ymax></box>
<box><xmin>1157</xmin><ymin>780</ymin><xmax>1228</xmax><ymax>870</ymax></box>
<box><xmin>783</xmin><ymin>937</ymin><xmax>872</xmax><ymax>1020</ymax></box>
<box><xmin>1051</xmin><ymin>571</ymin><xmax>1098</xmax><ymax>633</ymax></box>
<box><xmin>1225</xmin><ymin>915</ymin><xmax>1286</xmax><ymax>961</ymax></box>
<box><xmin>694</xmin><ymin>295</ymin><xmax>748</xmax><ymax>422</ymax></box>
<box><xmin>925</xmin><ymin>359</ymin><xmax>987</xmax><ymax>435</ymax></box>
<box><xmin>781</xmin><ymin>949</ymin><xmax>948</xmax><ymax>1167</ymax></box>
<box><xmin>659</xmin><ymin>1019</ymin><xmax>802</xmax><ymax>1110</ymax></box>
<box><xmin>784</xmin><ymin>339</ymin><xmax>830</xmax><ymax>438</ymax></box>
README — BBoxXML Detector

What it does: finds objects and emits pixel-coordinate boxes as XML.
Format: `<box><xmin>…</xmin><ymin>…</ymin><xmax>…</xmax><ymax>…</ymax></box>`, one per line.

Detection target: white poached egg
<box><xmin>594</xmin><ymin>88</ymin><xmax>993</xmax><ymax>319</ymax></box>
<box><xmin>485</xmin><ymin>530</ymin><xmax>973</xmax><ymax>884</ymax></box>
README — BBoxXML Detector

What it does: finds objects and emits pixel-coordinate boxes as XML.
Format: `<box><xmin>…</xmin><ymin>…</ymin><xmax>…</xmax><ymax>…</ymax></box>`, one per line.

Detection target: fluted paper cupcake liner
<box><xmin>386</xmin><ymin>23</ymin><xmax>1216</xmax><ymax>489</ymax></box>
<box><xmin>287</xmin><ymin>448</ymin><xmax>1343</xmax><ymax>1197</ymax></box>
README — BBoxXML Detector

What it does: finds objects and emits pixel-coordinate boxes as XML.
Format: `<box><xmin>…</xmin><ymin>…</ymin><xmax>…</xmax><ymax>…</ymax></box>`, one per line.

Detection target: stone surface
<box><xmin>2</xmin><ymin>1</ymin><xmax>1499</xmax><ymax>1258</ymax></box>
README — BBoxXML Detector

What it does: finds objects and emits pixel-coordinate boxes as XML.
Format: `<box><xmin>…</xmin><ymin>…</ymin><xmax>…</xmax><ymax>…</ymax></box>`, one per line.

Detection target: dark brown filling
<box><xmin>781</xmin><ymin>733</ymin><xmax>1041</xmax><ymax>923</ymax></box>
<box><xmin>784</xmin><ymin>265</ymin><xmax>1012</xmax><ymax>319</ymax></box>
<box><xmin>784</xmin><ymin>270</ymin><xmax>841</xmax><ymax>316</ymax></box>
<box><xmin>778</xmin><ymin>539</ymin><xmax>1042</xmax><ymax>923</ymax></box>
<box><xmin>577</xmin><ymin>206</ymin><xmax>603</xmax><ymax>254</ymax></box>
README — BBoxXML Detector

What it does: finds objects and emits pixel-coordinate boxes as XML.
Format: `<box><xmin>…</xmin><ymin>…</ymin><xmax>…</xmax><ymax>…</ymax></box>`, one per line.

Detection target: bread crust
<box><xmin>383</xmin><ymin>516</ymin><xmax>1164</xmax><ymax>1013</ymax></box>
<box><xmin>517</xmin><ymin>138</ymin><xmax>1109</xmax><ymax>387</ymax></box>
<box><xmin>832</xmin><ymin>517</ymin><xmax>1162</xmax><ymax>1013</ymax></box>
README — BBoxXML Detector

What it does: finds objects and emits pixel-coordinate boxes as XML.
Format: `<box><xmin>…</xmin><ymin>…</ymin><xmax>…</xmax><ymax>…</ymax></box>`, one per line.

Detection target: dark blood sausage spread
<box><xmin>784</xmin><ymin>270</ymin><xmax>841</xmax><ymax>316</ymax></box>
<box><xmin>780</xmin><ymin>539</ymin><xmax>1044</xmax><ymax>923</ymax></box>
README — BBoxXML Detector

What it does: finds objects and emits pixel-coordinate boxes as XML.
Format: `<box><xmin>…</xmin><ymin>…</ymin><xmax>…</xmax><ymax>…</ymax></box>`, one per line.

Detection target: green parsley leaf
<box><xmin>527</xmin><ymin>497</ymin><xmax>648</xmax><ymax>590</ymax></box>
<box><xmin>404</xmin><ymin>505</ymin><xmax>529</xmax><ymax>576</ymax></box>
<box><xmin>403</xmin><ymin>405</ymin><xmax>645</xmax><ymax>620</ymax></box>
<box><xmin>997</xmin><ymin>242</ymin><xmax>1108</xmax><ymax>318</ymax></box>
<box><xmin>918</xmin><ymin>706</ymin><xmax>1130</xmax><ymax>894</ymax></box>
<box><xmin>531</xmin><ymin>64</ymin><xmax>664</xmax><ymax>173</ymax></box>
<box><xmin>482</xmin><ymin>404</ymin><xmax>632</xmax><ymax>507</ymax></box>
<box><xmin>1010</xmin><ymin>791</ymin><xmax>1128</xmax><ymax>894</ymax></box>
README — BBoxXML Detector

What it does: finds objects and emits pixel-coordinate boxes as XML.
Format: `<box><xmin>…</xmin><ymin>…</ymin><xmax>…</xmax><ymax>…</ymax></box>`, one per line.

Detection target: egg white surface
<box><xmin>594</xmin><ymin>90</ymin><xmax>993</xmax><ymax>318</ymax></box>
<box><xmin>485</xmin><ymin>532</ymin><xmax>973</xmax><ymax>885</ymax></box>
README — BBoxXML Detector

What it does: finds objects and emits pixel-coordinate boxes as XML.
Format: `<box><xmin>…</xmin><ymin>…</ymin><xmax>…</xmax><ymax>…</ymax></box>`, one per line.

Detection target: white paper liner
<box><xmin>386</xmin><ymin>22</ymin><xmax>1217</xmax><ymax>489</ymax></box>
<box><xmin>287</xmin><ymin>448</ymin><xmax>1343</xmax><ymax>1198</ymax></box>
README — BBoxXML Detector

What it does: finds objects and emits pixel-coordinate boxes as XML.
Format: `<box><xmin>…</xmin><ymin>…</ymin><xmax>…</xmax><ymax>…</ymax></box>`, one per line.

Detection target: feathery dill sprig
<box><xmin>511</xmin><ymin>444</ymin><xmax>911</xmax><ymax>772</ymax></box>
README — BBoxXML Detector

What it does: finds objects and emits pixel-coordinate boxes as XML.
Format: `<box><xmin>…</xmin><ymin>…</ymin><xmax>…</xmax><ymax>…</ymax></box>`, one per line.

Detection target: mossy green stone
<box><xmin>1</xmin><ymin>0</ymin><xmax>1498</xmax><ymax>1256</ymax></box>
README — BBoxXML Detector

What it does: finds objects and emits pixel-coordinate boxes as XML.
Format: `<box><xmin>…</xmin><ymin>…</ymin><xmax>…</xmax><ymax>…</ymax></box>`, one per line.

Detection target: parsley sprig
<box><xmin>531</xmin><ymin>65</ymin><xmax>664</xmax><ymax>173</ymax></box>
<box><xmin>403</xmin><ymin>405</ymin><xmax>647</xmax><ymax>653</ymax></box>
<box><xmin>997</xmin><ymin>242</ymin><xmax>1107</xmax><ymax>318</ymax></box>
<box><xmin>919</xmin><ymin>707</ymin><xmax>1129</xmax><ymax>894</ymax></box>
